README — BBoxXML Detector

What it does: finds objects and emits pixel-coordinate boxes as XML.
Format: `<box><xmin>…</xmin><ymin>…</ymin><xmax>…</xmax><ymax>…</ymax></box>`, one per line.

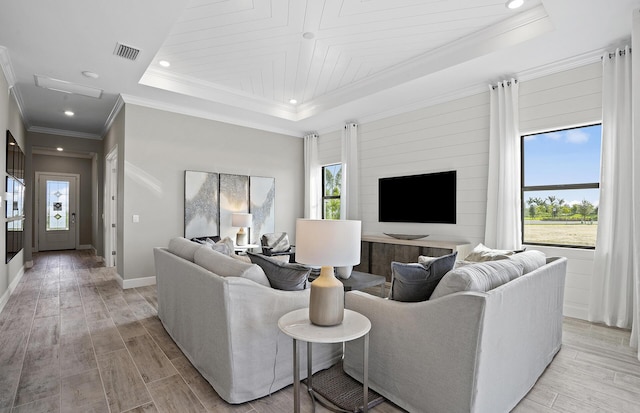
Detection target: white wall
<box><xmin>317</xmin><ymin>62</ymin><xmax>603</xmax><ymax>320</ymax></box>
<box><xmin>118</xmin><ymin>104</ymin><xmax>304</xmax><ymax>284</ymax></box>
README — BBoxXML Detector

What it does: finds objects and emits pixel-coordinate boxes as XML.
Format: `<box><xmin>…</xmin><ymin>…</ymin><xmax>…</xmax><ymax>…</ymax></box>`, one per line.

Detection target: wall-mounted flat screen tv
<box><xmin>379</xmin><ymin>170</ymin><xmax>456</xmax><ymax>224</ymax></box>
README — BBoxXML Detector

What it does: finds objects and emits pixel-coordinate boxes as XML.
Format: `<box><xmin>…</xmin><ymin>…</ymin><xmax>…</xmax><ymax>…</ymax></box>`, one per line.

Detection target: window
<box><xmin>522</xmin><ymin>124</ymin><xmax>601</xmax><ymax>248</ymax></box>
<box><xmin>322</xmin><ymin>163</ymin><xmax>342</xmax><ymax>219</ymax></box>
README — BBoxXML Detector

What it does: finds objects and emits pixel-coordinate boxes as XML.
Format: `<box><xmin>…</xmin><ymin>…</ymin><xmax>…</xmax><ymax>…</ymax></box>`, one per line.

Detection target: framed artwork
<box><xmin>184</xmin><ymin>170</ymin><xmax>275</xmax><ymax>245</ymax></box>
<box><xmin>250</xmin><ymin>176</ymin><xmax>275</xmax><ymax>244</ymax></box>
<box><xmin>219</xmin><ymin>174</ymin><xmax>249</xmax><ymax>241</ymax></box>
<box><xmin>184</xmin><ymin>171</ymin><xmax>219</xmax><ymax>239</ymax></box>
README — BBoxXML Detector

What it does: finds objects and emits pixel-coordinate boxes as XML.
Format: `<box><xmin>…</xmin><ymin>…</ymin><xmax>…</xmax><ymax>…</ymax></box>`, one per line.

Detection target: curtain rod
<box><xmin>491</xmin><ymin>79</ymin><xmax>518</xmax><ymax>90</ymax></box>
<box><xmin>603</xmin><ymin>47</ymin><xmax>632</xmax><ymax>60</ymax></box>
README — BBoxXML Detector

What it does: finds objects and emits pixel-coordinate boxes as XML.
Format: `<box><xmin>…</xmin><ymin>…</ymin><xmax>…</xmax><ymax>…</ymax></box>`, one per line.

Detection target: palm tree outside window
<box><xmin>322</xmin><ymin>163</ymin><xmax>342</xmax><ymax>219</ymax></box>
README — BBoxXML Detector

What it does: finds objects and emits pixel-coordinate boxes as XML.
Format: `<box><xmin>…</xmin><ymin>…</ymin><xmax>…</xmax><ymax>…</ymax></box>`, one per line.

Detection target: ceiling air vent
<box><xmin>114</xmin><ymin>43</ymin><xmax>140</xmax><ymax>61</ymax></box>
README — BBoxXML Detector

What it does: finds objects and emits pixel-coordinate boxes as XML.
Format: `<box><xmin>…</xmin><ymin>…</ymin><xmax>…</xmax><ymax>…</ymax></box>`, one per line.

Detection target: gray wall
<box><xmin>115</xmin><ymin>104</ymin><xmax>304</xmax><ymax>281</ymax></box>
<box><xmin>0</xmin><ymin>69</ymin><xmax>27</xmax><ymax>310</ymax></box>
<box><xmin>31</xmin><ymin>153</ymin><xmax>93</xmax><ymax>247</ymax></box>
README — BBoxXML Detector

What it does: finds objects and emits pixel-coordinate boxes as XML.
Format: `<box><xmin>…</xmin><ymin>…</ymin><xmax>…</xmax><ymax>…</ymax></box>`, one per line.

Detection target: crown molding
<box><xmin>316</xmin><ymin>47</ymin><xmax>606</xmax><ymax>136</ymax></box>
<box><xmin>102</xmin><ymin>95</ymin><xmax>125</xmax><ymax>137</ymax></box>
<box><xmin>27</xmin><ymin>126</ymin><xmax>102</xmax><ymax>140</ymax></box>
<box><xmin>138</xmin><ymin>68</ymin><xmax>300</xmax><ymax>121</ymax></box>
<box><xmin>119</xmin><ymin>94</ymin><xmax>302</xmax><ymax>137</ymax></box>
<box><xmin>0</xmin><ymin>46</ymin><xmax>16</xmax><ymax>87</ymax></box>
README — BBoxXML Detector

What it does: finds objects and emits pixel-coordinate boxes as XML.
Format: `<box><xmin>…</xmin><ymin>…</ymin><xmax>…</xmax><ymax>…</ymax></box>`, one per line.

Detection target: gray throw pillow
<box><xmin>389</xmin><ymin>251</ymin><xmax>457</xmax><ymax>302</ymax></box>
<box><xmin>246</xmin><ymin>252</ymin><xmax>310</xmax><ymax>291</ymax></box>
<box><xmin>168</xmin><ymin>237</ymin><xmax>201</xmax><ymax>262</ymax></box>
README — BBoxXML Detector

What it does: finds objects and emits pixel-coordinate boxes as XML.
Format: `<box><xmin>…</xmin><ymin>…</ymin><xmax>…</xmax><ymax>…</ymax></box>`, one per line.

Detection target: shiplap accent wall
<box><xmin>519</xmin><ymin>61</ymin><xmax>602</xmax><ymax>320</ymax></box>
<box><xmin>317</xmin><ymin>62</ymin><xmax>602</xmax><ymax>320</ymax></box>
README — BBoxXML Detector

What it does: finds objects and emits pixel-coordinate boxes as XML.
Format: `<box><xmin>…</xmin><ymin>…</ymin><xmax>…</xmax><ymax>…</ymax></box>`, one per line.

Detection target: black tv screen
<box><xmin>378</xmin><ymin>171</ymin><xmax>456</xmax><ymax>224</ymax></box>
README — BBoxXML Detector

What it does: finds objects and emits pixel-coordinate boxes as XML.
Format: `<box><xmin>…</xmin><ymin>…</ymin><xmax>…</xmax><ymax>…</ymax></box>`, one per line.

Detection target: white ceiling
<box><xmin>0</xmin><ymin>0</ymin><xmax>639</xmax><ymax>139</ymax></box>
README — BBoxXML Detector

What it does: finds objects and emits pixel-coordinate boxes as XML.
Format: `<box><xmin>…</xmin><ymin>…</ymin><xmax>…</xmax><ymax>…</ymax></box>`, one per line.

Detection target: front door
<box><xmin>38</xmin><ymin>173</ymin><xmax>78</xmax><ymax>251</ymax></box>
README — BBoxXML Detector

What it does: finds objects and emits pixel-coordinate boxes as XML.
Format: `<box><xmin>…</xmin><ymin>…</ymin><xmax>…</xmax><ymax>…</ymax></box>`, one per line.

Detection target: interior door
<box><xmin>38</xmin><ymin>173</ymin><xmax>78</xmax><ymax>251</ymax></box>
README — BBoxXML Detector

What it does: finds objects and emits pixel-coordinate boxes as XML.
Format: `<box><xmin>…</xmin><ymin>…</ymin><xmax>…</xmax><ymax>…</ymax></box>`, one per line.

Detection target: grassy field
<box><xmin>524</xmin><ymin>221</ymin><xmax>597</xmax><ymax>247</ymax></box>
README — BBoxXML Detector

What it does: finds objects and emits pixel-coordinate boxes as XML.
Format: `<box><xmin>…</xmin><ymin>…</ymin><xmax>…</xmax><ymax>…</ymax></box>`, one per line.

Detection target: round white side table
<box><xmin>278</xmin><ymin>308</ymin><xmax>371</xmax><ymax>413</ymax></box>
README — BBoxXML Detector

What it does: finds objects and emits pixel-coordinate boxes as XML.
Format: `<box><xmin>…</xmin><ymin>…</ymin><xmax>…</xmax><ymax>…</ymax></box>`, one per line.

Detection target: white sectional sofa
<box><xmin>154</xmin><ymin>237</ymin><xmax>342</xmax><ymax>404</ymax></box>
<box><xmin>343</xmin><ymin>253</ymin><xmax>567</xmax><ymax>413</ymax></box>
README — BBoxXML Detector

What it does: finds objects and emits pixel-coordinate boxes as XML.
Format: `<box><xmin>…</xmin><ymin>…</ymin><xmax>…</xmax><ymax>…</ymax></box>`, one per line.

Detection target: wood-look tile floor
<box><xmin>0</xmin><ymin>250</ymin><xmax>639</xmax><ymax>413</ymax></box>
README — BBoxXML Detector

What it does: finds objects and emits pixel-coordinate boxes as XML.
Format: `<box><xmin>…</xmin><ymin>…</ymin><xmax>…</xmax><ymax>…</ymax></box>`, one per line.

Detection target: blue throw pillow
<box><xmin>389</xmin><ymin>251</ymin><xmax>457</xmax><ymax>302</ymax></box>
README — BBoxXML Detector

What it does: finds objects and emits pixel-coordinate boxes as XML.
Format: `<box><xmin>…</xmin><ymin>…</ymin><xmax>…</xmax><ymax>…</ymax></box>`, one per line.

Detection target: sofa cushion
<box><xmin>508</xmin><ymin>250</ymin><xmax>546</xmax><ymax>274</ymax></box>
<box><xmin>430</xmin><ymin>259</ymin><xmax>525</xmax><ymax>299</ymax></box>
<box><xmin>390</xmin><ymin>252</ymin><xmax>457</xmax><ymax>302</ymax></box>
<box><xmin>246</xmin><ymin>252</ymin><xmax>310</xmax><ymax>291</ymax></box>
<box><xmin>168</xmin><ymin>237</ymin><xmax>202</xmax><ymax>262</ymax></box>
<box><xmin>463</xmin><ymin>243</ymin><xmax>525</xmax><ymax>262</ymax></box>
<box><xmin>194</xmin><ymin>247</ymin><xmax>270</xmax><ymax>287</ymax></box>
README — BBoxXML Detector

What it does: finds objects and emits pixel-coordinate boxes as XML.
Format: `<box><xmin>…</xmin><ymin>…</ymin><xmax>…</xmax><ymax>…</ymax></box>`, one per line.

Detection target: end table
<box><xmin>278</xmin><ymin>308</ymin><xmax>371</xmax><ymax>413</ymax></box>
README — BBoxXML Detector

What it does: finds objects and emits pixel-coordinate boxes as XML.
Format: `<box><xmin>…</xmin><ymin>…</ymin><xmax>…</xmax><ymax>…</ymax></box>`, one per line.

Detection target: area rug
<box><xmin>303</xmin><ymin>361</ymin><xmax>385</xmax><ymax>413</ymax></box>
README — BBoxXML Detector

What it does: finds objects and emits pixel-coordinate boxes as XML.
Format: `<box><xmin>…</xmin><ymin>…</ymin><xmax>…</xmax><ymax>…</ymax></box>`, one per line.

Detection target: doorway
<box><xmin>104</xmin><ymin>147</ymin><xmax>118</xmax><ymax>267</ymax></box>
<box><xmin>36</xmin><ymin>172</ymin><xmax>79</xmax><ymax>251</ymax></box>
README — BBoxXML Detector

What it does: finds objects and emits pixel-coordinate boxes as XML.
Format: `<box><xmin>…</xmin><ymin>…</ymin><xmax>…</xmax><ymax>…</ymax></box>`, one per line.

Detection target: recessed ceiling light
<box><xmin>302</xmin><ymin>32</ymin><xmax>315</xmax><ymax>40</ymax></box>
<box><xmin>289</xmin><ymin>99</ymin><xmax>298</xmax><ymax>104</ymax></box>
<box><xmin>56</xmin><ymin>147</ymin><xmax>64</xmax><ymax>152</ymax></box>
<box><xmin>82</xmin><ymin>71</ymin><xmax>99</xmax><ymax>79</ymax></box>
<box><xmin>506</xmin><ymin>0</ymin><xmax>524</xmax><ymax>9</ymax></box>
<box><xmin>159</xmin><ymin>60</ymin><xmax>171</xmax><ymax>68</ymax></box>
<box><xmin>64</xmin><ymin>110</ymin><xmax>74</xmax><ymax>117</ymax></box>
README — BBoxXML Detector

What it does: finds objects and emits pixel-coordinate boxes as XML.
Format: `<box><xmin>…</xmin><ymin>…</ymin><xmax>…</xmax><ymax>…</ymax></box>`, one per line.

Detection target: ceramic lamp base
<box><xmin>309</xmin><ymin>266</ymin><xmax>344</xmax><ymax>326</ymax></box>
<box><xmin>236</xmin><ymin>228</ymin><xmax>247</xmax><ymax>246</ymax></box>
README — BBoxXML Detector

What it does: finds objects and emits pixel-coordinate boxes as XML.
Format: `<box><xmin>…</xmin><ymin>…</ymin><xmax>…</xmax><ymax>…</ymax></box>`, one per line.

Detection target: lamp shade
<box><xmin>231</xmin><ymin>213</ymin><xmax>252</xmax><ymax>228</ymax></box>
<box><xmin>295</xmin><ymin>219</ymin><xmax>362</xmax><ymax>326</ymax></box>
<box><xmin>295</xmin><ymin>219</ymin><xmax>361</xmax><ymax>267</ymax></box>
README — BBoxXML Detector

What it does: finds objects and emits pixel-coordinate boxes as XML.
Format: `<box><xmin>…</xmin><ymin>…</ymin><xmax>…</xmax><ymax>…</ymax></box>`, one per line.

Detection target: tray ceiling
<box><xmin>0</xmin><ymin>0</ymin><xmax>638</xmax><ymax>138</ymax></box>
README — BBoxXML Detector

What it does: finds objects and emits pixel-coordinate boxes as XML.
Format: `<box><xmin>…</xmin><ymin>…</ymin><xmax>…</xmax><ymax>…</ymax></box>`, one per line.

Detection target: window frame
<box><xmin>321</xmin><ymin>163</ymin><xmax>342</xmax><ymax>220</ymax></box>
<box><xmin>520</xmin><ymin>123</ymin><xmax>601</xmax><ymax>249</ymax></box>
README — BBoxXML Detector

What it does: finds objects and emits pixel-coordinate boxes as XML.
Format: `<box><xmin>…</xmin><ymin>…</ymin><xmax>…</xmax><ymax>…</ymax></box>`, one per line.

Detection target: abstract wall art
<box><xmin>184</xmin><ymin>170</ymin><xmax>276</xmax><ymax>245</ymax></box>
<box><xmin>249</xmin><ymin>176</ymin><xmax>275</xmax><ymax>244</ymax></box>
<box><xmin>184</xmin><ymin>171</ymin><xmax>219</xmax><ymax>239</ymax></box>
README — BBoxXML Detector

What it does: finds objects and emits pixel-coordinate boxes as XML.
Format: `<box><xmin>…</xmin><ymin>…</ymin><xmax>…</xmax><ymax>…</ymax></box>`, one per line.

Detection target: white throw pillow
<box><xmin>463</xmin><ymin>243</ymin><xmax>518</xmax><ymax>262</ymax></box>
<box><xmin>508</xmin><ymin>250</ymin><xmax>546</xmax><ymax>274</ymax></box>
<box><xmin>430</xmin><ymin>259</ymin><xmax>524</xmax><ymax>299</ymax></box>
<box><xmin>194</xmin><ymin>246</ymin><xmax>270</xmax><ymax>287</ymax></box>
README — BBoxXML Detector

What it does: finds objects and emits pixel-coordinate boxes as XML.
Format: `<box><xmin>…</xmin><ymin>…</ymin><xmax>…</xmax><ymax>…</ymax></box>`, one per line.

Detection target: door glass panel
<box><xmin>46</xmin><ymin>180</ymin><xmax>69</xmax><ymax>231</ymax></box>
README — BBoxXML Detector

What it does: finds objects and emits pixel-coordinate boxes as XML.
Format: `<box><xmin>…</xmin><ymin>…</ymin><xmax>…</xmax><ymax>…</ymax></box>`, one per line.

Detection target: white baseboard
<box><xmin>0</xmin><ymin>266</ymin><xmax>25</xmax><ymax>315</ymax></box>
<box><xmin>25</xmin><ymin>260</ymin><xmax>34</xmax><ymax>269</ymax></box>
<box><xmin>115</xmin><ymin>273</ymin><xmax>156</xmax><ymax>290</ymax></box>
<box><xmin>95</xmin><ymin>255</ymin><xmax>104</xmax><ymax>263</ymax></box>
<box><xmin>564</xmin><ymin>303</ymin><xmax>588</xmax><ymax>321</ymax></box>
<box><xmin>77</xmin><ymin>244</ymin><xmax>93</xmax><ymax>250</ymax></box>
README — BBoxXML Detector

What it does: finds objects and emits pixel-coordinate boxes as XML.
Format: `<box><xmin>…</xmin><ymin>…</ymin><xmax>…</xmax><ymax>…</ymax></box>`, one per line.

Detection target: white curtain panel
<box><xmin>485</xmin><ymin>79</ymin><xmax>522</xmax><ymax>250</ymax></box>
<box><xmin>341</xmin><ymin>123</ymin><xmax>360</xmax><ymax>220</ymax></box>
<box><xmin>589</xmin><ymin>46</ymin><xmax>638</xmax><ymax>355</ymax></box>
<box><xmin>303</xmin><ymin>133</ymin><xmax>321</xmax><ymax>219</ymax></box>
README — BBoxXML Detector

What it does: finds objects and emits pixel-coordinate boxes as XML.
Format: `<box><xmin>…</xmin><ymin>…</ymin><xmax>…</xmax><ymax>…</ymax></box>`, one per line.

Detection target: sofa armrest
<box><xmin>343</xmin><ymin>290</ymin><xmax>488</xmax><ymax>413</ymax></box>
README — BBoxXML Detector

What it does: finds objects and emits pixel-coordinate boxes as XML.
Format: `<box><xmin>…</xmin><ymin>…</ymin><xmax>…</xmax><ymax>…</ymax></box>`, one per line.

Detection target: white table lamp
<box><xmin>295</xmin><ymin>219</ymin><xmax>361</xmax><ymax>326</ymax></box>
<box><xmin>232</xmin><ymin>213</ymin><xmax>252</xmax><ymax>246</ymax></box>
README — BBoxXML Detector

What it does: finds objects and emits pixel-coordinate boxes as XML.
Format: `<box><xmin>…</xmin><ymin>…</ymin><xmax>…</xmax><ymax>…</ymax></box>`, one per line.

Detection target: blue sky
<box><xmin>523</xmin><ymin>124</ymin><xmax>602</xmax><ymax>206</ymax></box>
